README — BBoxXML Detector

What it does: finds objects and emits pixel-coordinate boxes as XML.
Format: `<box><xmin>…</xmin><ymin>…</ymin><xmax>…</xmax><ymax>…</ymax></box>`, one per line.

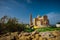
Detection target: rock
<box><xmin>31</xmin><ymin>30</ymin><xmax>39</xmax><ymax>36</ymax></box>
<box><xmin>38</xmin><ymin>34</ymin><xmax>41</xmax><ymax>37</ymax></box>
<box><xmin>35</xmin><ymin>34</ymin><xmax>39</xmax><ymax>38</ymax></box>
<box><xmin>18</xmin><ymin>31</ymin><xmax>24</xmax><ymax>37</ymax></box>
<box><xmin>23</xmin><ymin>32</ymin><xmax>31</xmax><ymax>36</ymax></box>
<box><xmin>39</xmin><ymin>37</ymin><xmax>43</xmax><ymax>40</ymax></box>
<box><xmin>0</xmin><ymin>36</ymin><xmax>11</xmax><ymax>40</ymax></box>
<box><xmin>52</xmin><ymin>31</ymin><xmax>60</xmax><ymax>36</ymax></box>
<box><xmin>6</xmin><ymin>36</ymin><xmax>11</xmax><ymax>40</ymax></box>
<box><xmin>19</xmin><ymin>36</ymin><xmax>28</xmax><ymax>40</ymax></box>
<box><xmin>0</xmin><ymin>31</ymin><xmax>60</xmax><ymax>40</ymax></box>
<box><xmin>40</xmin><ymin>32</ymin><xmax>56</xmax><ymax>38</ymax></box>
<box><xmin>30</xmin><ymin>35</ymin><xmax>35</xmax><ymax>39</ymax></box>
<box><xmin>18</xmin><ymin>33</ymin><xmax>22</xmax><ymax>37</ymax></box>
<box><xmin>43</xmin><ymin>38</ymin><xmax>48</xmax><ymax>40</ymax></box>
<box><xmin>10</xmin><ymin>32</ymin><xmax>19</xmax><ymax>40</ymax></box>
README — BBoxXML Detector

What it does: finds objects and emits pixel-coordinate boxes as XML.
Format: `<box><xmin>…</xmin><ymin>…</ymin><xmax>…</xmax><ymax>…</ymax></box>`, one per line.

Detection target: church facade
<box><xmin>30</xmin><ymin>14</ymin><xmax>49</xmax><ymax>28</ymax></box>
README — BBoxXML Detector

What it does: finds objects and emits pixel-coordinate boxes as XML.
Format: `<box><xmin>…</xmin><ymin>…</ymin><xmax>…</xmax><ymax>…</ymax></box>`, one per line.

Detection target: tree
<box><xmin>6</xmin><ymin>17</ymin><xmax>19</xmax><ymax>32</ymax></box>
<box><xmin>0</xmin><ymin>16</ymin><xmax>9</xmax><ymax>34</ymax></box>
<box><xmin>0</xmin><ymin>16</ymin><xmax>27</xmax><ymax>34</ymax></box>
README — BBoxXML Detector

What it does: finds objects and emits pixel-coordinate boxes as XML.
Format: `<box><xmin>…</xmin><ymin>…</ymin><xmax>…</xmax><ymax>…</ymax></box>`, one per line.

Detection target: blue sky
<box><xmin>0</xmin><ymin>0</ymin><xmax>60</xmax><ymax>25</ymax></box>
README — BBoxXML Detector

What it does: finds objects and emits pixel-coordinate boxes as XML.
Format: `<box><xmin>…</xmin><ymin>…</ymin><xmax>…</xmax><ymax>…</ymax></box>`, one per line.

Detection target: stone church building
<box><xmin>30</xmin><ymin>14</ymin><xmax>49</xmax><ymax>28</ymax></box>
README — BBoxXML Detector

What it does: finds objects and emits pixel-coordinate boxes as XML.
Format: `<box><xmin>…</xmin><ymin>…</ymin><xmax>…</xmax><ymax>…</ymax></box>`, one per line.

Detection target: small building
<box><xmin>56</xmin><ymin>22</ymin><xmax>60</xmax><ymax>27</ymax></box>
<box><xmin>30</xmin><ymin>14</ymin><xmax>49</xmax><ymax>28</ymax></box>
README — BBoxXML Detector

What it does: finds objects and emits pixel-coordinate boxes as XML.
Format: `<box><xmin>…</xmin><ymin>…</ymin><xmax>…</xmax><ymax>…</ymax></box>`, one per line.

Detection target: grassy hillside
<box><xmin>24</xmin><ymin>27</ymin><xmax>60</xmax><ymax>32</ymax></box>
<box><xmin>36</xmin><ymin>27</ymin><xmax>60</xmax><ymax>32</ymax></box>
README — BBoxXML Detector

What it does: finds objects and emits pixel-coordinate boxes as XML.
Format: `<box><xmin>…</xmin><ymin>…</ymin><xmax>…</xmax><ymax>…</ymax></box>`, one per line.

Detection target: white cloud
<box><xmin>46</xmin><ymin>12</ymin><xmax>60</xmax><ymax>25</ymax></box>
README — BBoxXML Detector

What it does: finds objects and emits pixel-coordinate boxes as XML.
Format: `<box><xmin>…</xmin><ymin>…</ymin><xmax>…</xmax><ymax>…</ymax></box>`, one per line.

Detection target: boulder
<box><xmin>52</xmin><ymin>31</ymin><xmax>60</xmax><ymax>36</ymax></box>
<box><xmin>23</xmin><ymin>32</ymin><xmax>31</xmax><ymax>36</ymax></box>
<box><xmin>39</xmin><ymin>32</ymin><xmax>56</xmax><ymax>38</ymax></box>
<box><xmin>31</xmin><ymin>30</ymin><xmax>39</xmax><ymax>36</ymax></box>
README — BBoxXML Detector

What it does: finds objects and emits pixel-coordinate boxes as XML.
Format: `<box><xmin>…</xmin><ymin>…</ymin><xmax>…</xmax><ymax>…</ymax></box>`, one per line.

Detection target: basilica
<box><xmin>30</xmin><ymin>14</ymin><xmax>49</xmax><ymax>28</ymax></box>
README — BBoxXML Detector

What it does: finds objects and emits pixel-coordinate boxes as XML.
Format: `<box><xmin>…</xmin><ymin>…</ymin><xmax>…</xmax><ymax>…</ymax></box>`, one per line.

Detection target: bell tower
<box><xmin>30</xmin><ymin>14</ymin><xmax>32</xmax><ymax>26</ymax></box>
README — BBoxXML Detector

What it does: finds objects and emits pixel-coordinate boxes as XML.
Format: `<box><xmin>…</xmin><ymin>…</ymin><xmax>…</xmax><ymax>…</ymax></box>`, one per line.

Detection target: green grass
<box><xmin>24</xmin><ymin>27</ymin><xmax>60</xmax><ymax>32</ymax></box>
<box><xmin>36</xmin><ymin>27</ymin><xmax>60</xmax><ymax>32</ymax></box>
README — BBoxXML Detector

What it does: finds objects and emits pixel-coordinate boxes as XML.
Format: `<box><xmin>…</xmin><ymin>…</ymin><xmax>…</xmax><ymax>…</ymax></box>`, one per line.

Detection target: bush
<box><xmin>0</xmin><ymin>16</ymin><xmax>27</xmax><ymax>34</ymax></box>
